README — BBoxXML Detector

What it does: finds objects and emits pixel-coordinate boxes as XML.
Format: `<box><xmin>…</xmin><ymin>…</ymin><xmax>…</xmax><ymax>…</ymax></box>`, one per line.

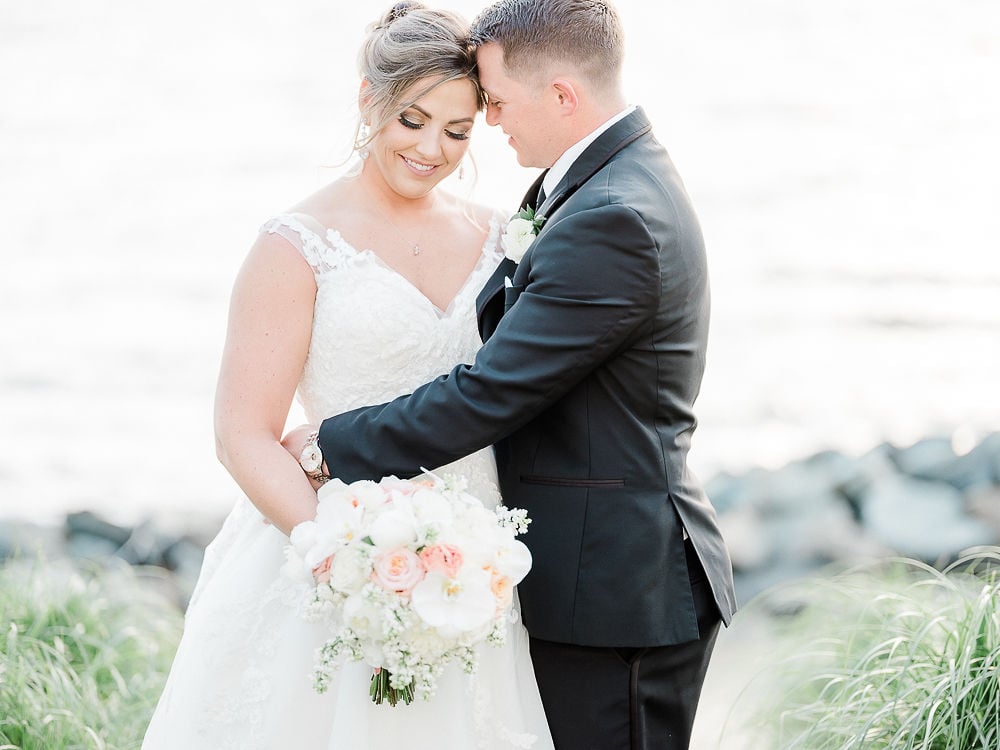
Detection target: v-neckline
<box><xmin>328</xmin><ymin>227</ymin><xmax>494</xmax><ymax>317</ymax></box>
<box><xmin>278</xmin><ymin>211</ymin><xmax>500</xmax><ymax>317</ymax></box>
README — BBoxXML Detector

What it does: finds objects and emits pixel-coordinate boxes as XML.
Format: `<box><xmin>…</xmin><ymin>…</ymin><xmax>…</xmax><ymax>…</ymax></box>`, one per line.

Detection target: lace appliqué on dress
<box><xmin>260</xmin><ymin>213</ymin><xmax>352</xmax><ymax>274</ymax></box>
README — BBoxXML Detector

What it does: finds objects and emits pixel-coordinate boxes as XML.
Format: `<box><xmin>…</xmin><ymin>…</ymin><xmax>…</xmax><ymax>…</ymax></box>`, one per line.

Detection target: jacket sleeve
<box><xmin>317</xmin><ymin>203</ymin><xmax>660</xmax><ymax>481</ymax></box>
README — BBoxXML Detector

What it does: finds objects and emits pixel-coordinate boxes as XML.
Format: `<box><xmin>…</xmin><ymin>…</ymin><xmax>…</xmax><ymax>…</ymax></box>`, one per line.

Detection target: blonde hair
<box><xmin>354</xmin><ymin>2</ymin><xmax>485</xmax><ymax>154</ymax></box>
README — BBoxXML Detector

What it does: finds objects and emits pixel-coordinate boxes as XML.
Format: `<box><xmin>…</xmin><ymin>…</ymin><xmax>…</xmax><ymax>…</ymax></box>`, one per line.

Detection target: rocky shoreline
<box><xmin>3</xmin><ymin>431</ymin><xmax>999</xmax><ymax>610</ymax></box>
<box><xmin>712</xmin><ymin>430</ymin><xmax>1000</xmax><ymax>602</ymax></box>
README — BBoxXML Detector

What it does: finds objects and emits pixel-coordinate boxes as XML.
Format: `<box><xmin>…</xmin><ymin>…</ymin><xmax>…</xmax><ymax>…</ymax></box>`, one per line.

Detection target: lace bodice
<box><xmin>262</xmin><ymin>212</ymin><xmax>502</xmax><ymax>421</ymax></box>
<box><xmin>260</xmin><ymin>211</ymin><xmax>505</xmax><ymax>506</ymax></box>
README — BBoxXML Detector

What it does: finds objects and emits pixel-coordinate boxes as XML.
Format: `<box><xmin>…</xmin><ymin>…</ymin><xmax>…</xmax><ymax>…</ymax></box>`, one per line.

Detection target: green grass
<box><xmin>733</xmin><ymin>548</ymin><xmax>1000</xmax><ymax>749</ymax></box>
<box><xmin>0</xmin><ymin>555</ymin><xmax>183</xmax><ymax>750</ymax></box>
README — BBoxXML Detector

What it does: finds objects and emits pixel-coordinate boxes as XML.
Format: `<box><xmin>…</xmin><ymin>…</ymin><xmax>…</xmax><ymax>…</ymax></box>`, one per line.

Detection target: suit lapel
<box><xmin>475</xmin><ymin>257</ymin><xmax>518</xmax><ymax>341</ymax></box>
<box><xmin>538</xmin><ymin>107</ymin><xmax>652</xmax><ymax>219</ymax></box>
<box><xmin>519</xmin><ymin>170</ymin><xmax>548</xmax><ymax>214</ymax></box>
<box><xmin>475</xmin><ymin>108</ymin><xmax>653</xmax><ymax>339</ymax></box>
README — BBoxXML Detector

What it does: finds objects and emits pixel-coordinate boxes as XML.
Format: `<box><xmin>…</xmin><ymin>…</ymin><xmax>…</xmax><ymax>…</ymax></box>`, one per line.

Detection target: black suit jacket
<box><xmin>318</xmin><ymin>107</ymin><xmax>737</xmax><ymax>647</ymax></box>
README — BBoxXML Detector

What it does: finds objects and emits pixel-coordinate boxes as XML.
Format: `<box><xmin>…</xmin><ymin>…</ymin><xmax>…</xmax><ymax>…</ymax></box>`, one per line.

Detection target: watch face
<box><xmin>300</xmin><ymin>444</ymin><xmax>322</xmax><ymax>473</ymax></box>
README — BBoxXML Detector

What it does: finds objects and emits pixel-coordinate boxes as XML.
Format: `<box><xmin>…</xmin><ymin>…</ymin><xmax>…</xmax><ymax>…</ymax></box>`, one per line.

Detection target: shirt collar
<box><xmin>541</xmin><ymin>104</ymin><xmax>637</xmax><ymax>201</ymax></box>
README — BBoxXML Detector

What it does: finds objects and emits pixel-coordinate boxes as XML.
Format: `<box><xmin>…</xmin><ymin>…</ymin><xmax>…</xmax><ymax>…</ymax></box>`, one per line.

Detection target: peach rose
<box><xmin>485</xmin><ymin>565</ymin><xmax>514</xmax><ymax>610</ymax></box>
<box><xmin>372</xmin><ymin>547</ymin><xmax>425</xmax><ymax>594</ymax></box>
<box><xmin>419</xmin><ymin>544</ymin><xmax>464</xmax><ymax>578</ymax></box>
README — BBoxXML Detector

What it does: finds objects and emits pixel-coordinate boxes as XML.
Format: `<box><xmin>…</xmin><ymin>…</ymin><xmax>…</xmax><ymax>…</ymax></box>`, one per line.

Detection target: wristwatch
<box><xmin>298</xmin><ymin>431</ymin><xmax>329</xmax><ymax>484</ymax></box>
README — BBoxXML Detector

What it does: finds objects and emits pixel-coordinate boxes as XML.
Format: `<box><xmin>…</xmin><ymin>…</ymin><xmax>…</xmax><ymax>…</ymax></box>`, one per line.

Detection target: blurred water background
<box><xmin>2</xmin><ymin>0</ymin><xmax>998</xmax><ymax>528</ymax></box>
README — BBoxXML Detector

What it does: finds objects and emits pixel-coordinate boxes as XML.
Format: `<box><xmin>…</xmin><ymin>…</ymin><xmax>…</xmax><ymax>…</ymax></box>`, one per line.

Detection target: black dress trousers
<box><xmin>528</xmin><ymin>541</ymin><xmax>722</xmax><ymax>750</ymax></box>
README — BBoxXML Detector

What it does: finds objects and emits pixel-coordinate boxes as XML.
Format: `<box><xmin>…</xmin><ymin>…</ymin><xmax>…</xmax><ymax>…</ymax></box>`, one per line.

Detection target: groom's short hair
<box><xmin>470</xmin><ymin>0</ymin><xmax>625</xmax><ymax>93</ymax></box>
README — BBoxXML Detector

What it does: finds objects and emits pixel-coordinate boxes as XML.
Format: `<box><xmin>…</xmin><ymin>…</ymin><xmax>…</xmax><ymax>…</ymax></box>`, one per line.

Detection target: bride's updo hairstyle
<box><xmin>354</xmin><ymin>2</ymin><xmax>485</xmax><ymax>154</ymax></box>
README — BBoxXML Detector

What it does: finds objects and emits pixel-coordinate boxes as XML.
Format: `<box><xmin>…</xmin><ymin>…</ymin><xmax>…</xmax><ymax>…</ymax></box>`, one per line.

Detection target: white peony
<box><xmin>502</xmin><ymin>217</ymin><xmax>537</xmax><ymax>263</ymax></box>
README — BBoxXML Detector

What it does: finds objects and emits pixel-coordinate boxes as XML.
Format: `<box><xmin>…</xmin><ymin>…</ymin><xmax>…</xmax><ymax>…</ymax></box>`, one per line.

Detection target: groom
<box><xmin>286</xmin><ymin>0</ymin><xmax>736</xmax><ymax>747</ymax></box>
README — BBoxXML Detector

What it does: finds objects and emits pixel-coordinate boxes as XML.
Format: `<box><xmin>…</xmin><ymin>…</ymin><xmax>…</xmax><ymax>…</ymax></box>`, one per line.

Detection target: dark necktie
<box><xmin>535</xmin><ymin>186</ymin><xmax>546</xmax><ymax>211</ymax></box>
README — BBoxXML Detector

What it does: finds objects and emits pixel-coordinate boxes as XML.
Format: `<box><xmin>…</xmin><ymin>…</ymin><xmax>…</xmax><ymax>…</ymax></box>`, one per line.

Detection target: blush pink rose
<box><xmin>419</xmin><ymin>544</ymin><xmax>464</xmax><ymax>578</ymax></box>
<box><xmin>372</xmin><ymin>547</ymin><xmax>426</xmax><ymax>594</ymax></box>
<box><xmin>312</xmin><ymin>555</ymin><xmax>334</xmax><ymax>584</ymax></box>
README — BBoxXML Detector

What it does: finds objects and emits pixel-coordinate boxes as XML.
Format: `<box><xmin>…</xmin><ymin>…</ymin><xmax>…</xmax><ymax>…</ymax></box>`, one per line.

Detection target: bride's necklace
<box><xmin>364</xmin><ymin>185</ymin><xmax>433</xmax><ymax>256</ymax></box>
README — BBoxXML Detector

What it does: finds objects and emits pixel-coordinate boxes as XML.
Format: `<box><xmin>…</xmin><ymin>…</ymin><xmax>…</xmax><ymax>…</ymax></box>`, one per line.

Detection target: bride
<box><xmin>141</xmin><ymin>3</ymin><xmax>554</xmax><ymax>748</ymax></box>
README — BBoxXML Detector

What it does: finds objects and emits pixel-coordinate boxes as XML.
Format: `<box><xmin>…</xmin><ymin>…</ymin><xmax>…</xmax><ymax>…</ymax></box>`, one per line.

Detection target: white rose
<box><xmin>502</xmin><ymin>217</ymin><xmax>537</xmax><ymax>263</ymax></box>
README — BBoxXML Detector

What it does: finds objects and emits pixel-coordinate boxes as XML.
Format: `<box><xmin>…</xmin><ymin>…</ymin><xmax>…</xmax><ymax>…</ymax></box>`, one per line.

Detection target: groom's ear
<box><xmin>550</xmin><ymin>78</ymin><xmax>580</xmax><ymax>116</ymax></box>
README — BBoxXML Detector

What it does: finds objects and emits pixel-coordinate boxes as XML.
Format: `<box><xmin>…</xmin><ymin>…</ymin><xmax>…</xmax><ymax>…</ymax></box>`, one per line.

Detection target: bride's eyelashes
<box><xmin>398</xmin><ymin>113</ymin><xmax>423</xmax><ymax>130</ymax></box>
<box><xmin>397</xmin><ymin>113</ymin><xmax>470</xmax><ymax>141</ymax></box>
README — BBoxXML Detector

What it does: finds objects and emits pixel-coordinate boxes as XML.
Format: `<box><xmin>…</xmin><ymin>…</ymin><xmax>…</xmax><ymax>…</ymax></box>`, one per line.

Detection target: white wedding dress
<box><xmin>143</xmin><ymin>212</ymin><xmax>554</xmax><ymax>750</ymax></box>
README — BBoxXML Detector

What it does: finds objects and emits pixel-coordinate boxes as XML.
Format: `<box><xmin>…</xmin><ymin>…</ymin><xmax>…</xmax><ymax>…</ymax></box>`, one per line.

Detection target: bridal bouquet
<box><xmin>284</xmin><ymin>472</ymin><xmax>532</xmax><ymax>706</ymax></box>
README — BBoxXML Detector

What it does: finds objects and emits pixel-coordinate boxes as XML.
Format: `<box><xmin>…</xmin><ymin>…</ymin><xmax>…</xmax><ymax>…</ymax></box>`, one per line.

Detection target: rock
<box><xmin>767</xmin><ymin>494</ymin><xmax>891</xmax><ymax>565</ymax></box>
<box><xmin>733</xmin><ymin>560</ymin><xmax>828</xmax><ymax>606</ymax></box>
<box><xmin>63</xmin><ymin>510</ymin><xmax>132</xmax><ymax>561</ymax></box>
<box><xmin>836</xmin><ymin>442</ymin><xmax>898</xmax><ymax>513</ymax></box>
<box><xmin>705</xmin><ymin>470</ymin><xmax>760</xmax><ymax>515</ymax></box>
<box><xmin>859</xmin><ymin>474</ymin><xmax>996</xmax><ymax>562</ymax></box>
<box><xmin>116</xmin><ymin>520</ymin><xmax>176</xmax><ymax>567</ymax></box>
<box><xmin>740</xmin><ymin>461</ymin><xmax>840</xmax><ymax>517</ymax></box>
<box><xmin>803</xmin><ymin>448</ymin><xmax>876</xmax><ymax>492</ymax></box>
<box><xmin>717</xmin><ymin>504</ymin><xmax>772</xmax><ymax>572</ymax></box>
<box><xmin>162</xmin><ymin>537</ymin><xmax>206</xmax><ymax>607</ymax></box>
<box><xmin>966</xmin><ymin>485</ymin><xmax>1000</xmax><ymax>536</ymax></box>
<box><xmin>64</xmin><ymin>510</ymin><xmax>131</xmax><ymax>546</ymax></box>
<box><xmin>889</xmin><ymin>434</ymin><xmax>956</xmax><ymax>479</ymax></box>
<box><xmin>65</xmin><ymin>532</ymin><xmax>122</xmax><ymax>560</ymax></box>
<box><xmin>892</xmin><ymin>432</ymin><xmax>1000</xmax><ymax>491</ymax></box>
<box><xmin>949</xmin><ymin>432</ymin><xmax>1000</xmax><ymax>490</ymax></box>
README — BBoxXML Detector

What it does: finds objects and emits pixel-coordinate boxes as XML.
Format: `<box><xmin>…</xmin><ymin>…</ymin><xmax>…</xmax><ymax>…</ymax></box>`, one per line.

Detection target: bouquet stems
<box><xmin>369</xmin><ymin>668</ymin><xmax>415</xmax><ymax>706</ymax></box>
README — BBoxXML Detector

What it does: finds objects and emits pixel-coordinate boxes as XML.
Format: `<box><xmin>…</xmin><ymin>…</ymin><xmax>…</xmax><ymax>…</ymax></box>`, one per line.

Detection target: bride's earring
<box><xmin>357</xmin><ymin>122</ymin><xmax>371</xmax><ymax>160</ymax></box>
<box><xmin>458</xmin><ymin>160</ymin><xmax>465</xmax><ymax>180</ymax></box>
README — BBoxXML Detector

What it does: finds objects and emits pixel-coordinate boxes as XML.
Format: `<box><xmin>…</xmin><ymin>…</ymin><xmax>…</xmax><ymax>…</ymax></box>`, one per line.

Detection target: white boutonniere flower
<box><xmin>502</xmin><ymin>207</ymin><xmax>546</xmax><ymax>263</ymax></box>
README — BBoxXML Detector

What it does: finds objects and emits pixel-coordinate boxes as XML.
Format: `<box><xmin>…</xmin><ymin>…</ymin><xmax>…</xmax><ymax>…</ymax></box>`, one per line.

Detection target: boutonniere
<box><xmin>501</xmin><ymin>206</ymin><xmax>546</xmax><ymax>264</ymax></box>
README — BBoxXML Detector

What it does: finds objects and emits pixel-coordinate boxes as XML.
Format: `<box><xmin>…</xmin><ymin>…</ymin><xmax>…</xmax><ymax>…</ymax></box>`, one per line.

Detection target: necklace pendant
<box><xmin>413</xmin><ymin>244</ymin><xmax>421</xmax><ymax>255</ymax></box>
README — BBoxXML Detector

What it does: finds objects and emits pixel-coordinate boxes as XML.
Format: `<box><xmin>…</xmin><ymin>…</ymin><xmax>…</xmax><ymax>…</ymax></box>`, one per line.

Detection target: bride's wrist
<box><xmin>298</xmin><ymin>430</ymin><xmax>330</xmax><ymax>484</ymax></box>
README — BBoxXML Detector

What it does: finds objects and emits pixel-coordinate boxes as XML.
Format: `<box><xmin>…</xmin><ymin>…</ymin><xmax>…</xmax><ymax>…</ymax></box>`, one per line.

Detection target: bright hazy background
<box><xmin>2</xmin><ymin>0</ymin><xmax>998</xmax><ymax>526</ymax></box>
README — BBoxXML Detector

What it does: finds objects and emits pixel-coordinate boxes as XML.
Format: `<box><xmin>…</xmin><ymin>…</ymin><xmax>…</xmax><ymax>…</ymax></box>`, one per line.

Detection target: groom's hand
<box><xmin>281</xmin><ymin>423</ymin><xmax>329</xmax><ymax>490</ymax></box>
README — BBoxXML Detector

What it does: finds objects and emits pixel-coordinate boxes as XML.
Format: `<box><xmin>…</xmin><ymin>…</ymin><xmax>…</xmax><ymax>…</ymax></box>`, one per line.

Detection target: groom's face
<box><xmin>476</xmin><ymin>43</ymin><xmax>558</xmax><ymax>169</ymax></box>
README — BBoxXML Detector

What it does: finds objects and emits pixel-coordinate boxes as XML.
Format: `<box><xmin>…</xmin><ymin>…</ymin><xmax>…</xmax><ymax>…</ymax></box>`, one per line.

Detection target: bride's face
<box><xmin>369</xmin><ymin>77</ymin><xmax>479</xmax><ymax>199</ymax></box>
